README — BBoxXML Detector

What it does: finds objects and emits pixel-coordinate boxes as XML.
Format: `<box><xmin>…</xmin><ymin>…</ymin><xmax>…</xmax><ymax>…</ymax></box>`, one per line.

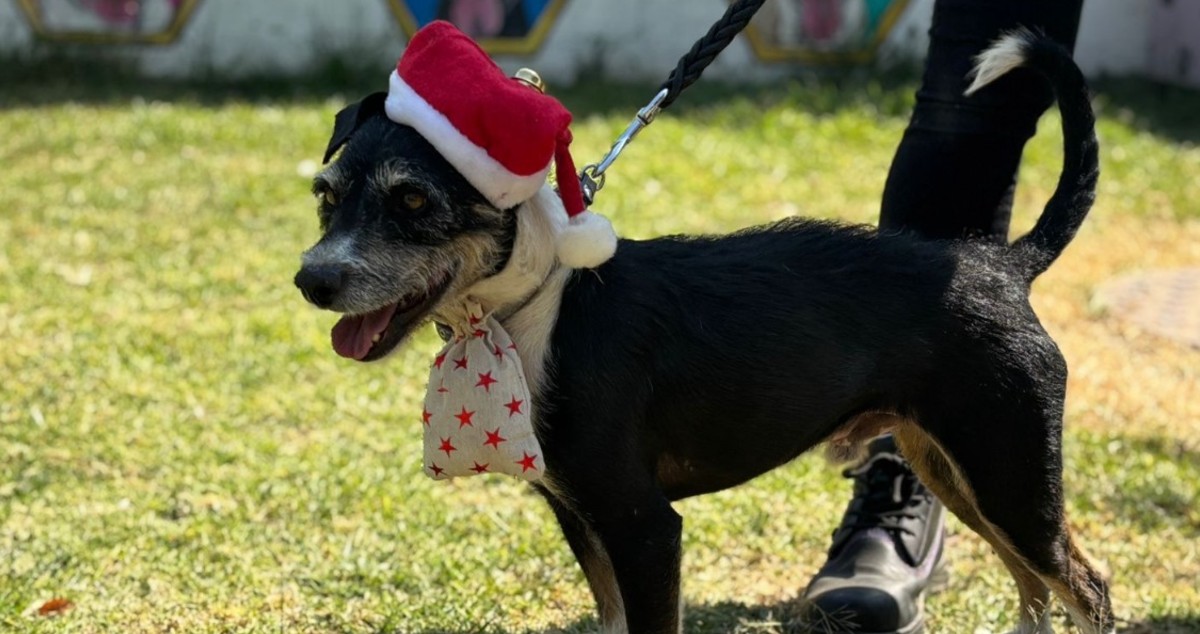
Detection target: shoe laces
<box><xmin>835</xmin><ymin>451</ymin><xmax>932</xmax><ymax>538</ymax></box>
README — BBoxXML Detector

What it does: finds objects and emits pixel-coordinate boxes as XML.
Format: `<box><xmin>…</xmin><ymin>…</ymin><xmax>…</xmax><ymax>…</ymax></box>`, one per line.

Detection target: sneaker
<box><xmin>799</xmin><ymin>436</ymin><xmax>947</xmax><ymax>634</ymax></box>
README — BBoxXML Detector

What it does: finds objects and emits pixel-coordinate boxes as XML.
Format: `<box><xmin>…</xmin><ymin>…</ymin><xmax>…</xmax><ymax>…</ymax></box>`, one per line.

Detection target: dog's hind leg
<box><xmin>907</xmin><ymin>359</ymin><xmax>1114</xmax><ymax>634</ymax></box>
<box><xmin>894</xmin><ymin>425</ymin><xmax>1054</xmax><ymax>634</ymax></box>
<box><xmin>540</xmin><ymin>491</ymin><xmax>627</xmax><ymax>633</ymax></box>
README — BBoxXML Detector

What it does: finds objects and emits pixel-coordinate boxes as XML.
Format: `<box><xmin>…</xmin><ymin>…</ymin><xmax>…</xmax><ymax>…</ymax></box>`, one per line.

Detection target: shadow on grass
<box><xmin>7</xmin><ymin>50</ymin><xmax>1200</xmax><ymax>145</ymax></box>
<box><xmin>1117</xmin><ymin>615</ymin><xmax>1200</xmax><ymax>634</ymax></box>
<box><xmin>0</xmin><ymin>47</ymin><xmax>913</xmax><ymax>120</ymax></box>
<box><xmin>1093</xmin><ymin>77</ymin><xmax>1200</xmax><ymax>145</ymax></box>
<box><xmin>402</xmin><ymin>597</ymin><xmax>810</xmax><ymax>634</ymax></box>
<box><xmin>402</xmin><ymin>598</ymin><xmax>1200</xmax><ymax>634</ymax></box>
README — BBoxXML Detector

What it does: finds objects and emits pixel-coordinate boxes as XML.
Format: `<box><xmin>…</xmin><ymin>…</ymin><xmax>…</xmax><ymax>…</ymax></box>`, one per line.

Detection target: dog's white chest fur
<box><xmin>432</xmin><ymin>185</ymin><xmax>570</xmax><ymax>438</ymax></box>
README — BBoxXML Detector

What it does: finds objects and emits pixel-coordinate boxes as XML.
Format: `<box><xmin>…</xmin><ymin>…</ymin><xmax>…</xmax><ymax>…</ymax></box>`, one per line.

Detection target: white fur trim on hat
<box><xmin>385</xmin><ymin>71</ymin><xmax>550</xmax><ymax>209</ymax></box>
<box><xmin>556</xmin><ymin>210</ymin><xmax>618</xmax><ymax>269</ymax></box>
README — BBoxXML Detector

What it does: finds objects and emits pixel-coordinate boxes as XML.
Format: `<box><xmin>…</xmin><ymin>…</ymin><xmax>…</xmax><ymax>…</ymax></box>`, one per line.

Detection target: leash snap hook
<box><xmin>579</xmin><ymin>88</ymin><xmax>668</xmax><ymax>207</ymax></box>
<box><xmin>580</xmin><ymin>164</ymin><xmax>606</xmax><ymax>207</ymax></box>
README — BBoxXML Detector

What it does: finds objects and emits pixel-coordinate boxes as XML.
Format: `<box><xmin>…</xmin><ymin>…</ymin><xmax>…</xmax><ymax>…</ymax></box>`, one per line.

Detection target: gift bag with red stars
<box><xmin>422</xmin><ymin>303</ymin><xmax>542</xmax><ymax>482</ymax></box>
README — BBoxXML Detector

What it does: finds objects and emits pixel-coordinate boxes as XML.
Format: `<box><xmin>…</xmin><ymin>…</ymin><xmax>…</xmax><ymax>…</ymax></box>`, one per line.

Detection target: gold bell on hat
<box><xmin>513</xmin><ymin>68</ymin><xmax>546</xmax><ymax>93</ymax></box>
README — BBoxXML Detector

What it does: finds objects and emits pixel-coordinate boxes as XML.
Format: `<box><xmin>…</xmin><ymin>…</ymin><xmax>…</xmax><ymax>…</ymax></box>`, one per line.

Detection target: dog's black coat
<box><xmin>536</xmin><ymin>224</ymin><xmax>1074</xmax><ymax>631</ymax></box>
<box><xmin>298</xmin><ymin>32</ymin><xmax>1113</xmax><ymax>634</ymax></box>
<box><xmin>545</xmin><ymin>224</ymin><xmax>998</xmax><ymax>499</ymax></box>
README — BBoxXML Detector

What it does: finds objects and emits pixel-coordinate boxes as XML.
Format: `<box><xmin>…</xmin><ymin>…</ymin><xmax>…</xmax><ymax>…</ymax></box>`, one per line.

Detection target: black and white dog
<box><xmin>296</xmin><ymin>31</ymin><xmax>1112</xmax><ymax>634</ymax></box>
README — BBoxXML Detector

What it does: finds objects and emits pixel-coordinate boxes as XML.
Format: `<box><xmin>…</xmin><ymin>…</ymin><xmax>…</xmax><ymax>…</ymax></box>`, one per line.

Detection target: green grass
<box><xmin>1</xmin><ymin>72</ymin><xmax>1199</xmax><ymax>633</ymax></box>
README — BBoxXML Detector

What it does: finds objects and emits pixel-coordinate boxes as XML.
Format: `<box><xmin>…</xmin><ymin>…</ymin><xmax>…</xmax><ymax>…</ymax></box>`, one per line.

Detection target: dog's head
<box><xmin>294</xmin><ymin>93</ymin><xmax>518</xmax><ymax>362</ymax></box>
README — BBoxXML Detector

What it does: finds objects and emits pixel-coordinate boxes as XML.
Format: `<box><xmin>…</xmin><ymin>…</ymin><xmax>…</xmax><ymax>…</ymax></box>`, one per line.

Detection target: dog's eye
<box><xmin>402</xmin><ymin>192</ymin><xmax>426</xmax><ymax>210</ymax></box>
<box><xmin>313</xmin><ymin>181</ymin><xmax>338</xmax><ymax>207</ymax></box>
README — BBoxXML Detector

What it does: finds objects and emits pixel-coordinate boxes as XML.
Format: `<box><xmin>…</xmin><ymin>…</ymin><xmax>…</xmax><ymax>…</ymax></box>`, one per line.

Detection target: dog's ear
<box><xmin>323</xmin><ymin>92</ymin><xmax>388</xmax><ymax>164</ymax></box>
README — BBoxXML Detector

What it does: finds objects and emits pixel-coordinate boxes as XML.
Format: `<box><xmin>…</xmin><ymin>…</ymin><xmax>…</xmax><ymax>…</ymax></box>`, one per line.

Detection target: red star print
<box><xmin>475</xmin><ymin>371</ymin><xmax>498</xmax><ymax>392</ymax></box>
<box><xmin>483</xmin><ymin>428</ymin><xmax>506</xmax><ymax>449</ymax></box>
<box><xmin>454</xmin><ymin>406</ymin><xmax>475</xmax><ymax>428</ymax></box>
<box><xmin>429</xmin><ymin>463</ymin><xmax>445</xmax><ymax>477</ymax></box>
<box><xmin>492</xmin><ymin>344</ymin><xmax>504</xmax><ymax>359</ymax></box>
<box><xmin>436</xmin><ymin>380</ymin><xmax>448</xmax><ymax>393</ymax></box>
<box><xmin>434</xmin><ymin>352</ymin><xmax>446</xmax><ymax>369</ymax></box>
<box><xmin>438</xmin><ymin>437</ymin><xmax>456</xmax><ymax>458</ymax></box>
<box><xmin>468</xmin><ymin>313</ymin><xmax>482</xmax><ymax>326</ymax></box>
<box><xmin>505</xmin><ymin>396</ymin><xmax>524</xmax><ymax>417</ymax></box>
<box><xmin>507</xmin><ymin>342</ymin><xmax>518</xmax><ymax>351</ymax></box>
<box><xmin>470</xmin><ymin>461</ymin><xmax>489</xmax><ymax>474</ymax></box>
<box><xmin>516</xmin><ymin>452</ymin><xmax>538</xmax><ymax>473</ymax></box>
<box><xmin>453</xmin><ymin>356</ymin><xmax>468</xmax><ymax>371</ymax></box>
<box><xmin>472</xmin><ymin>329</ymin><xmax>486</xmax><ymax>339</ymax></box>
<box><xmin>421</xmin><ymin>407</ymin><xmax>432</xmax><ymax>426</ymax></box>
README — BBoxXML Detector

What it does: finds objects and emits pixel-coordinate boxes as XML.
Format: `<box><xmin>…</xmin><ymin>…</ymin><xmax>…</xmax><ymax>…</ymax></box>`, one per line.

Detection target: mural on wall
<box><xmin>387</xmin><ymin>0</ymin><xmax>566</xmax><ymax>54</ymax></box>
<box><xmin>15</xmin><ymin>0</ymin><xmax>202</xmax><ymax>44</ymax></box>
<box><xmin>745</xmin><ymin>0</ymin><xmax>911</xmax><ymax>64</ymax></box>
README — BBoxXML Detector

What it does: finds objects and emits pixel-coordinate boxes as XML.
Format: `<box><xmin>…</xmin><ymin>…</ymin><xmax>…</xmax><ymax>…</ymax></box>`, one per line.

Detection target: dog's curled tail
<box><xmin>965</xmin><ymin>27</ymin><xmax>1099</xmax><ymax>282</ymax></box>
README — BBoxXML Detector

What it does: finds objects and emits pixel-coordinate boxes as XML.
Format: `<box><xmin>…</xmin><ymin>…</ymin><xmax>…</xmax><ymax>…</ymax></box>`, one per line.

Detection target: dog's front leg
<box><xmin>539</xmin><ymin>489</ymin><xmax>627</xmax><ymax>633</ymax></box>
<box><xmin>585</xmin><ymin>492</ymin><xmax>684</xmax><ymax>634</ymax></box>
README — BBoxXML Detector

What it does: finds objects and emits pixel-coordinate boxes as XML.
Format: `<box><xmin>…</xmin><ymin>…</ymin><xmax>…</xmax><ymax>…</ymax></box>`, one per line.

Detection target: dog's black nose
<box><xmin>295</xmin><ymin>264</ymin><xmax>347</xmax><ymax>309</ymax></box>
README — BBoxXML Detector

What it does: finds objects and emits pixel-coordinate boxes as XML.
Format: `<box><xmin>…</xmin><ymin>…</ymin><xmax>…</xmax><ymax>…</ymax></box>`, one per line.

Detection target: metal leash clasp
<box><xmin>580</xmin><ymin>88</ymin><xmax>669</xmax><ymax>206</ymax></box>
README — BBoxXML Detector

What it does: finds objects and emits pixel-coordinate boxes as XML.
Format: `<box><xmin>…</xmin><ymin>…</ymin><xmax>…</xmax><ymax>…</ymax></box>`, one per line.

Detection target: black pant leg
<box><xmin>878</xmin><ymin>0</ymin><xmax>1084</xmax><ymax>242</ymax></box>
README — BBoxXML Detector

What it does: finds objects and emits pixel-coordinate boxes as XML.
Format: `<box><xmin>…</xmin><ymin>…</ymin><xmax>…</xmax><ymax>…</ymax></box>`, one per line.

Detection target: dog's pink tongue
<box><xmin>331</xmin><ymin>303</ymin><xmax>398</xmax><ymax>360</ymax></box>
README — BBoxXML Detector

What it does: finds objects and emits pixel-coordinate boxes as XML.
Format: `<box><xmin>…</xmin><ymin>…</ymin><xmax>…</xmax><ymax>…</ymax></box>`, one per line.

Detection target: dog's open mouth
<box><xmin>331</xmin><ymin>272</ymin><xmax>453</xmax><ymax>362</ymax></box>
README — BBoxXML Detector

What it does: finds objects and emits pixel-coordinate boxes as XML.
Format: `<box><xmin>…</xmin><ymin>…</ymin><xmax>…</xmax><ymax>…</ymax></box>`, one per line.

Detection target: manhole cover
<box><xmin>1094</xmin><ymin>268</ymin><xmax>1200</xmax><ymax>349</ymax></box>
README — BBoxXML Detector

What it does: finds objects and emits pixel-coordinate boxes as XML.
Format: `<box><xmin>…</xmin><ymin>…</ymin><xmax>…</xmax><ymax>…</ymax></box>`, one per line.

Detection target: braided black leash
<box><xmin>658</xmin><ymin>0</ymin><xmax>768</xmax><ymax>110</ymax></box>
<box><xmin>580</xmin><ymin>0</ymin><xmax>767</xmax><ymax>205</ymax></box>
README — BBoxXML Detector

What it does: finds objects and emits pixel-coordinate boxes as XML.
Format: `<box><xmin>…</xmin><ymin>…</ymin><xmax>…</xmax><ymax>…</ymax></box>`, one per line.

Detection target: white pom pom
<box><xmin>556</xmin><ymin>211</ymin><xmax>617</xmax><ymax>269</ymax></box>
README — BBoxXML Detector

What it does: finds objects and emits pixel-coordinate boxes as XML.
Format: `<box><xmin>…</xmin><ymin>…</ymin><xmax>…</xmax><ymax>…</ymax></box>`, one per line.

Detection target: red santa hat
<box><xmin>385</xmin><ymin>20</ymin><xmax>617</xmax><ymax>269</ymax></box>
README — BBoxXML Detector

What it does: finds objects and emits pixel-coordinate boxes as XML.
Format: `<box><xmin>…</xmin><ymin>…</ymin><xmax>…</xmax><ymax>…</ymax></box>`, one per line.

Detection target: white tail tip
<box><xmin>965</xmin><ymin>27</ymin><xmax>1035</xmax><ymax>96</ymax></box>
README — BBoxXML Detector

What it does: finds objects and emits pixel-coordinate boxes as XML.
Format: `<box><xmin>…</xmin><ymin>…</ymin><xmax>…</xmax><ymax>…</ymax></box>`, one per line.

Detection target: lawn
<box><xmin>1</xmin><ymin>69</ymin><xmax>1198</xmax><ymax>633</ymax></box>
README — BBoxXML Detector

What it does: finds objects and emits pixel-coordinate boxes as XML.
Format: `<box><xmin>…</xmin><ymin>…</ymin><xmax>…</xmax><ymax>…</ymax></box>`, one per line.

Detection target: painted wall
<box><xmin>1147</xmin><ymin>0</ymin><xmax>1200</xmax><ymax>88</ymax></box>
<box><xmin>1076</xmin><ymin>0</ymin><xmax>1149</xmax><ymax>78</ymax></box>
<box><xmin>0</xmin><ymin>0</ymin><xmax>1178</xmax><ymax>84</ymax></box>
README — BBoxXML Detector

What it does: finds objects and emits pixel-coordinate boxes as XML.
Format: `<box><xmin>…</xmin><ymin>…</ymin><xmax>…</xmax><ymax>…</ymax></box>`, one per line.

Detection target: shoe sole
<box><xmin>803</xmin><ymin>604</ymin><xmax>926</xmax><ymax>634</ymax></box>
<box><xmin>810</xmin><ymin>620</ymin><xmax>924</xmax><ymax>634</ymax></box>
<box><xmin>804</xmin><ymin>557</ymin><xmax>948</xmax><ymax>633</ymax></box>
